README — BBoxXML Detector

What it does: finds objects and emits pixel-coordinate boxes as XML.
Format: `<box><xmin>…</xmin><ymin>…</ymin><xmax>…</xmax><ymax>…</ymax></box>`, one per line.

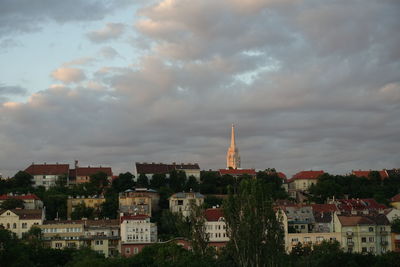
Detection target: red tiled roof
<box><xmin>25</xmin><ymin>163</ymin><xmax>69</xmax><ymax>176</ymax></box>
<box><xmin>352</xmin><ymin>170</ymin><xmax>389</xmax><ymax>180</ymax></box>
<box><xmin>391</xmin><ymin>193</ymin><xmax>400</xmax><ymax>202</ymax></box>
<box><xmin>205</xmin><ymin>208</ymin><xmax>224</xmax><ymax>221</ymax></box>
<box><xmin>120</xmin><ymin>214</ymin><xmax>149</xmax><ymax>223</ymax></box>
<box><xmin>219</xmin><ymin>169</ymin><xmax>256</xmax><ymax>176</ymax></box>
<box><xmin>75</xmin><ymin>167</ymin><xmax>112</xmax><ymax>177</ymax></box>
<box><xmin>336</xmin><ymin>198</ymin><xmax>387</xmax><ymax>212</ymax></box>
<box><xmin>1</xmin><ymin>209</ymin><xmax>42</xmax><ymax>220</ymax></box>
<box><xmin>338</xmin><ymin>214</ymin><xmax>390</xmax><ymax>226</ymax></box>
<box><xmin>292</xmin><ymin>170</ymin><xmax>324</xmax><ymax>180</ymax></box>
<box><xmin>311</xmin><ymin>204</ymin><xmax>338</xmax><ymax>213</ymax></box>
<box><xmin>0</xmin><ymin>194</ymin><xmax>40</xmax><ymax>201</ymax></box>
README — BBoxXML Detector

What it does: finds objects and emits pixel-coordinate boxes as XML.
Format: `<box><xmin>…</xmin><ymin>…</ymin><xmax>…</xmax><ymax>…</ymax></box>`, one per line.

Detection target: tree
<box><xmin>204</xmin><ymin>196</ymin><xmax>223</xmax><ymax>209</ymax></box>
<box><xmin>150</xmin><ymin>174</ymin><xmax>167</xmax><ymax>189</ymax></box>
<box><xmin>189</xmin><ymin>201</ymin><xmax>210</xmax><ymax>256</ymax></box>
<box><xmin>112</xmin><ymin>172</ymin><xmax>135</xmax><ymax>192</ymax></box>
<box><xmin>169</xmin><ymin>170</ymin><xmax>187</xmax><ymax>192</ymax></box>
<box><xmin>0</xmin><ymin>198</ymin><xmax>25</xmax><ymax>209</ymax></box>
<box><xmin>137</xmin><ymin>173</ymin><xmax>149</xmax><ymax>187</ymax></box>
<box><xmin>71</xmin><ymin>202</ymin><xmax>95</xmax><ymax>220</ymax></box>
<box><xmin>100</xmin><ymin>196</ymin><xmax>118</xmax><ymax>219</ymax></box>
<box><xmin>185</xmin><ymin>176</ymin><xmax>200</xmax><ymax>192</ymax></box>
<box><xmin>12</xmin><ymin>171</ymin><xmax>34</xmax><ymax>189</ymax></box>
<box><xmin>223</xmin><ymin>179</ymin><xmax>285</xmax><ymax>267</ymax></box>
<box><xmin>89</xmin><ymin>172</ymin><xmax>109</xmax><ymax>189</ymax></box>
<box><xmin>391</xmin><ymin>218</ymin><xmax>400</xmax><ymax>233</ymax></box>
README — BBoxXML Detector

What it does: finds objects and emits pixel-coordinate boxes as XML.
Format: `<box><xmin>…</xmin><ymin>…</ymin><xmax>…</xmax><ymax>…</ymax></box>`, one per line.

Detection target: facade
<box><xmin>169</xmin><ymin>192</ymin><xmax>205</xmax><ymax>218</ymax></box>
<box><xmin>39</xmin><ymin>221</ymin><xmax>85</xmax><ymax>249</ymax></box>
<box><xmin>0</xmin><ymin>209</ymin><xmax>44</xmax><ymax>238</ymax></box>
<box><xmin>226</xmin><ymin>124</ymin><xmax>240</xmax><ymax>169</ymax></box>
<box><xmin>204</xmin><ymin>208</ymin><xmax>229</xmax><ymax>247</ymax></box>
<box><xmin>119</xmin><ymin>188</ymin><xmax>160</xmax><ymax>215</ymax></box>
<box><xmin>0</xmin><ymin>193</ymin><xmax>43</xmax><ymax>209</ymax></box>
<box><xmin>287</xmin><ymin>171</ymin><xmax>324</xmax><ymax>192</ymax></box>
<box><xmin>69</xmin><ymin>162</ymin><xmax>113</xmax><ymax>185</ymax></box>
<box><xmin>334</xmin><ymin>213</ymin><xmax>391</xmax><ymax>254</ymax></box>
<box><xmin>135</xmin><ymin>162</ymin><xmax>201</xmax><ymax>181</ymax></box>
<box><xmin>120</xmin><ymin>214</ymin><xmax>157</xmax><ymax>257</ymax></box>
<box><xmin>83</xmin><ymin>219</ymin><xmax>120</xmax><ymax>257</ymax></box>
<box><xmin>67</xmin><ymin>196</ymin><xmax>106</xmax><ymax>218</ymax></box>
<box><xmin>25</xmin><ymin>163</ymin><xmax>69</xmax><ymax>190</ymax></box>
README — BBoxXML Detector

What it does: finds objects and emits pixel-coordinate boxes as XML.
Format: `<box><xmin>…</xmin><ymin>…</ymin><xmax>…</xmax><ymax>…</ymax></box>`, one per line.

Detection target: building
<box><xmin>135</xmin><ymin>162</ymin><xmax>201</xmax><ymax>181</ymax></box>
<box><xmin>352</xmin><ymin>170</ymin><xmax>389</xmax><ymax>180</ymax></box>
<box><xmin>69</xmin><ymin>162</ymin><xmax>113</xmax><ymax>185</ymax></box>
<box><xmin>390</xmin><ymin>193</ymin><xmax>400</xmax><ymax>209</ymax></box>
<box><xmin>226</xmin><ymin>124</ymin><xmax>240</xmax><ymax>169</ymax></box>
<box><xmin>334</xmin><ymin>213</ymin><xmax>391</xmax><ymax>254</ymax></box>
<box><xmin>39</xmin><ymin>219</ymin><xmax>120</xmax><ymax>257</ymax></box>
<box><xmin>0</xmin><ymin>193</ymin><xmax>43</xmax><ymax>209</ymax></box>
<box><xmin>333</xmin><ymin>198</ymin><xmax>387</xmax><ymax>215</ymax></box>
<box><xmin>67</xmin><ymin>195</ymin><xmax>106</xmax><ymax>218</ymax></box>
<box><xmin>0</xmin><ymin>209</ymin><xmax>44</xmax><ymax>238</ymax></box>
<box><xmin>287</xmin><ymin>171</ymin><xmax>324</xmax><ymax>192</ymax></box>
<box><xmin>120</xmin><ymin>214</ymin><xmax>157</xmax><ymax>257</ymax></box>
<box><xmin>169</xmin><ymin>192</ymin><xmax>205</xmax><ymax>218</ymax></box>
<box><xmin>219</xmin><ymin>168</ymin><xmax>256</xmax><ymax>178</ymax></box>
<box><xmin>25</xmin><ymin>163</ymin><xmax>69</xmax><ymax>190</ymax></box>
<box><xmin>119</xmin><ymin>188</ymin><xmax>160</xmax><ymax>216</ymax></box>
<box><xmin>204</xmin><ymin>208</ymin><xmax>229</xmax><ymax>249</ymax></box>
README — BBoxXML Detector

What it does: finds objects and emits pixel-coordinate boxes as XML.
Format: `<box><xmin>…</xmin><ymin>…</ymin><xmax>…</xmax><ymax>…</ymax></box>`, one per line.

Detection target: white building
<box><xmin>0</xmin><ymin>209</ymin><xmax>44</xmax><ymax>238</ymax></box>
<box><xmin>204</xmin><ymin>208</ymin><xmax>229</xmax><ymax>243</ymax></box>
<box><xmin>24</xmin><ymin>163</ymin><xmax>69</xmax><ymax>190</ymax></box>
<box><xmin>120</xmin><ymin>214</ymin><xmax>157</xmax><ymax>244</ymax></box>
<box><xmin>169</xmin><ymin>192</ymin><xmax>204</xmax><ymax>218</ymax></box>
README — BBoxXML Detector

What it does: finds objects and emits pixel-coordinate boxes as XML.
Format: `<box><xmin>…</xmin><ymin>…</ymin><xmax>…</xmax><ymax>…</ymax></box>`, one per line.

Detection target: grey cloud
<box><xmin>0</xmin><ymin>85</ymin><xmax>27</xmax><ymax>95</ymax></box>
<box><xmin>1</xmin><ymin>0</ymin><xmax>400</xmax><ymax>177</ymax></box>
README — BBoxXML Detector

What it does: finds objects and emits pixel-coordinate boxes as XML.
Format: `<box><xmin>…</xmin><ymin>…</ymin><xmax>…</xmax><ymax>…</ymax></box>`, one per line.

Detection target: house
<box><xmin>119</xmin><ymin>188</ymin><xmax>160</xmax><ymax>215</ymax></box>
<box><xmin>67</xmin><ymin>195</ymin><xmax>106</xmax><ymax>218</ymax></box>
<box><xmin>352</xmin><ymin>170</ymin><xmax>389</xmax><ymax>180</ymax></box>
<box><xmin>204</xmin><ymin>208</ymin><xmax>229</xmax><ymax>249</ymax></box>
<box><xmin>69</xmin><ymin>163</ymin><xmax>113</xmax><ymax>185</ymax></box>
<box><xmin>0</xmin><ymin>193</ymin><xmax>43</xmax><ymax>209</ymax></box>
<box><xmin>39</xmin><ymin>219</ymin><xmax>120</xmax><ymax>257</ymax></box>
<box><xmin>287</xmin><ymin>170</ymin><xmax>324</xmax><ymax>192</ymax></box>
<box><xmin>135</xmin><ymin>162</ymin><xmax>201</xmax><ymax>181</ymax></box>
<box><xmin>0</xmin><ymin>209</ymin><xmax>44</xmax><ymax>238</ymax></box>
<box><xmin>25</xmin><ymin>163</ymin><xmax>69</xmax><ymax>190</ymax></box>
<box><xmin>390</xmin><ymin>193</ymin><xmax>400</xmax><ymax>209</ymax></box>
<box><xmin>384</xmin><ymin>208</ymin><xmax>400</xmax><ymax>223</ymax></box>
<box><xmin>333</xmin><ymin>198</ymin><xmax>387</xmax><ymax>215</ymax></box>
<box><xmin>120</xmin><ymin>214</ymin><xmax>157</xmax><ymax>257</ymax></box>
<box><xmin>169</xmin><ymin>191</ymin><xmax>204</xmax><ymax>218</ymax></box>
<box><xmin>218</xmin><ymin>169</ymin><xmax>257</xmax><ymax>178</ymax></box>
<box><xmin>334</xmin><ymin>213</ymin><xmax>391</xmax><ymax>255</ymax></box>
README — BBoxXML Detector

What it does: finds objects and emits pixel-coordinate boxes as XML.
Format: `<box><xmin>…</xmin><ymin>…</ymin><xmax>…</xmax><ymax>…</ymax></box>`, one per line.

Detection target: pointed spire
<box><xmin>230</xmin><ymin>123</ymin><xmax>236</xmax><ymax>148</ymax></box>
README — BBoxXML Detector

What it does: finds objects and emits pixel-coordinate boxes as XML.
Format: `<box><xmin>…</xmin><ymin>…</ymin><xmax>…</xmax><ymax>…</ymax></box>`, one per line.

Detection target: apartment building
<box><xmin>119</xmin><ymin>188</ymin><xmax>160</xmax><ymax>216</ymax></box>
<box><xmin>0</xmin><ymin>209</ymin><xmax>44</xmax><ymax>238</ymax></box>
<box><xmin>169</xmin><ymin>191</ymin><xmax>204</xmax><ymax>218</ymax></box>
<box><xmin>204</xmin><ymin>208</ymin><xmax>229</xmax><ymax>249</ymax></box>
<box><xmin>0</xmin><ymin>193</ymin><xmax>43</xmax><ymax>209</ymax></box>
<box><xmin>67</xmin><ymin>195</ymin><xmax>106</xmax><ymax>218</ymax></box>
<box><xmin>25</xmin><ymin>163</ymin><xmax>69</xmax><ymax>190</ymax></box>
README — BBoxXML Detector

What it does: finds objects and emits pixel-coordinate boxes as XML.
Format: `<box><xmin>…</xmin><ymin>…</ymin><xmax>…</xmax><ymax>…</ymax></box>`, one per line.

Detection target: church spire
<box><xmin>227</xmin><ymin>124</ymin><xmax>241</xmax><ymax>169</ymax></box>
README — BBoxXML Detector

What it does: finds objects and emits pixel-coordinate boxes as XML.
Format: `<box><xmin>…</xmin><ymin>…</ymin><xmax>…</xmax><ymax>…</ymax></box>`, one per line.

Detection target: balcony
<box><xmin>347</xmin><ymin>241</ymin><xmax>354</xmax><ymax>247</ymax></box>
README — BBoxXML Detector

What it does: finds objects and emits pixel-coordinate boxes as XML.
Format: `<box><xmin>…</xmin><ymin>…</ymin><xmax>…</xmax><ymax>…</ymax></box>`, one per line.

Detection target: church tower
<box><xmin>226</xmin><ymin>124</ymin><xmax>241</xmax><ymax>169</ymax></box>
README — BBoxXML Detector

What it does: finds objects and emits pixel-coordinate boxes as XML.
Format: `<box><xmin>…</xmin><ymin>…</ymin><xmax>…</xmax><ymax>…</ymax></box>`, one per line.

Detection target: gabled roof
<box><xmin>311</xmin><ymin>204</ymin><xmax>338</xmax><ymax>213</ymax></box>
<box><xmin>0</xmin><ymin>209</ymin><xmax>42</xmax><ymax>220</ymax></box>
<box><xmin>219</xmin><ymin>169</ymin><xmax>256</xmax><ymax>176</ymax></box>
<box><xmin>0</xmin><ymin>194</ymin><xmax>41</xmax><ymax>201</ymax></box>
<box><xmin>335</xmin><ymin>198</ymin><xmax>387</xmax><ymax>212</ymax></box>
<box><xmin>25</xmin><ymin>163</ymin><xmax>69</xmax><ymax>176</ymax></box>
<box><xmin>352</xmin><ymin>170</ymin><xmax>389</xmax><ymax>179</ymax></box>
<box><xmin>205</xmin><ymin>208</ymin><xmax>224</xmax><ymax>222</ymax></box>
<box><xmin>74</xmin><ymin>166</ymin><xmax>112</xmax><ymax>177</ymax></box>
<box><xmin>291</xmin><ymin>170</ymin><xmax>324</xmax><ymax>180</ymax></box>
<box><xmin>390</xmin><ymin>193</ymin><xmax>400</xmax><ymax>202</ymax></box>
<box><xmin>337</xmin><ymin>214</ymin><xmax>390</xmax><ymax>226</ymax></box>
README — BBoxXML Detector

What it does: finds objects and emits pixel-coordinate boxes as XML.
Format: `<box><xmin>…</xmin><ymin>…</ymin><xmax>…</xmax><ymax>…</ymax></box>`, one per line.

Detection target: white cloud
<box><xmin>87</xmin><ymin>23</ymin><xmax>126</xmax><ymax>42</ymax></box>
<box><xmin>51</xmin><ymin>67</ymin><xmax>86</xmax><ymax>83</ymax></box>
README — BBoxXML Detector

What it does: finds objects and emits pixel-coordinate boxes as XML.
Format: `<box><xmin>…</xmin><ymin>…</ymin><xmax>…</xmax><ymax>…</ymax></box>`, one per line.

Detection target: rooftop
<box><xmin>25</xmin><ymin>163</ymin><xmax>69</xmax><ymax>176</ymax></box>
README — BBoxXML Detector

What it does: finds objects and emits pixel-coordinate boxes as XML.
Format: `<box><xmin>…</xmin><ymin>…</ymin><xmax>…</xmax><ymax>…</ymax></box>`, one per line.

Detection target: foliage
<box><xmin>0</xmin><ymin>198</ymin><xmax>25</xmax><ymax>209</ymax></box>
<box><xmin>158</xmin><ymin>209</ymin><xmax>190</xmax><ymax>240</ymax></box>
<box><xmin>112</xmin><ymin>172</ymin><xmax>135</xmax><ymax>192</ymax></box>
<box><xmin>12</xmin><ymin>171</ymin><xmax>34</xmax><ymax>190</ymax></box>
<box><xmin>185</xmin><ymin>175</ymin><xmax>200</xmax><ymax>192</ymax></box>
<box><xmin>150</xmin><ymin>173</ymin><xmax>167</xmax><ymax>189</ymax></box>
<box><xmin>391</xmin><ymin>218</ymin><xmax>400</xmax><ymax>233</ymax></box>
<box><xmin>169</xmin><ymin>170</ymin><xmax>187</xmax><ymax>192</ymax></box>
<box><xmin>204</xmin><ymin>195</ymin><xmax>223</xmax><ymax>209</ymax></box>
<box><xmin>71</xmin><ymin>202</ymin><xmax>96</xmax><ymax>220</ymax></box>
<box><xmin>136</xmin><ymin>173</ymin><xmax>149</xmax><ymax>187</ymax></box>
<box><xmin>188</xmin><ymin>201</ymin><xmax>210</xmax><ymax>256</ymax></box>
<box><xmin>89</xmin><ymin>172</ymin><xmax>109</xmax><ymax>190</ymax></box>
<box><xmin>223</xmin><ymin>178</ymin><xmax>286</xmax><ymax>267</ymax></box>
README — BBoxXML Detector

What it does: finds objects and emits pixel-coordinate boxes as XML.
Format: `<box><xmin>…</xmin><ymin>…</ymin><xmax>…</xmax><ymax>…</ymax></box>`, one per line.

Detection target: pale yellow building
<box><xmin>169</xmin><ymin>192</ymin><xmax>204</xmax><ymax>218</ymax></box>
<box><xmin>119</xmin><ymin>188</ymin><xmax>160</xmax><ymax>216</ymax></box>
<box><xmin>0</xmin><ymin>209</ymin><xmax>44</xmax><ymax>238</ymax></box>
<box><xmin>67</xmin><ymin>196</ymin><xmax>106</xmax><ymax>218</ymax></box>
<box><xmin>390</xmin><ymin>193</ymin><xmax>400</xmax><ymax>209</ymax></box>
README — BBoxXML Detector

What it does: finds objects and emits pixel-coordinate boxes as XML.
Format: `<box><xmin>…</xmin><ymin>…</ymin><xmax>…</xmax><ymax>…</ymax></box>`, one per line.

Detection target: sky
<box><xmin>0</xmin><ymin>0</ymin><xmax>399</xmax><ymax>178</ymax></box>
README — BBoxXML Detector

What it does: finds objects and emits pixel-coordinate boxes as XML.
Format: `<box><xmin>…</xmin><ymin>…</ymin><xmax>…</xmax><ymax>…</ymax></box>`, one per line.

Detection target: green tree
<box><xmin>12</xmin><ymin>171</ymin><xmax>34</xmax><ymax>189</ymax></box>
<box><xmin>223</xmin><ymin>179</ymin><xmax>285</xmax><ymax>267</ymax></box>
<box><xmin>112</xmin><ymin>172</ymin><xmax>135</xmax><ymax>192</ymax></box>
<box><xmin>137</xmin><ymin>173</ymin><xmax>149</xmax><ymax>187</ymax></box>
<box><xmin>204</xmin><ymin>195</ymin><xmax>223</xmax><ymax>209</ymax></box>
<box><xmin>391</xmin><ymin>218</ymin><xmax>400</xmax><ymax>233</ymax></box>
<box><xmin>71</xmin><ymin>202</ymin><xmax>95</xmax><ymax>220</ymax></box>
<box><xmin>89</xmin><ymin>172</ymin><xmax>109</xmax><ymax>189</ymax></box>
<box><xmin>169</xmin><ymin>170</ymin><xmax>187</xmax><ymax>192</ymax></box>
<box><xmin>100</xmin><ymin>196</ymin><xmax>118</xmax><ymax>219</ymax></box>
<box><xmin>185</xmin><ymin>175</ymin><xmax>200</xmax><ymax>192</ymax></box>
<box><xmin>189</xmin><ymin>201</ymin><xmax>210</xmax><ymax>256</ymax></box>
<box><xmin>0</xmin><ymin>198</ymin><xmax>25</xmax><ymax>209</ymax></box>
<box><xmin>151</xmin><ymin>174</ymin><xmax>167</xmax><ymax>189</ymax></box>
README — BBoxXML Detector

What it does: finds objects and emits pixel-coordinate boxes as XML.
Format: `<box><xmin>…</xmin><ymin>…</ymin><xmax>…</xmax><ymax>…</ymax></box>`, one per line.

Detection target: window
<box><xmin>95</xmin><ymin>240</ymin><xmax>103</xmax><ymax>245</ymax></box>
<box><xmin>361</xmin><ymin>237</ymin><xmax>366</xmax><ymax>243</ymax></box>
<box><xmin>362</xmin><ymin>247</ymin><xmax>367</xmax><ymax>253</ymax></box>
<box><xmin>369</xmin><ymin>247</ymin><xmax>375</xmax><ymax>253</ymax></box>
<box><xmin>13</xmin><ymin>223</ymin><xmax>16</xmax><ymax>229</ymax></box>
<box><xmin>368</xmin><ymin>237</ymin><xmax>374</xmax><ymax>242</ymax></box>
<box><xmin>55</xmin><ymin>243</ymin><xmax>63</xmax><ymax>248</ymax></box>
<box><xmin>301</xmin><ymin>225</ymin><xmax>305</xmax><ymax>229</ymax></box>
<box><xmin>6</xmin><ymin>223</ymin><xmax>10</xmax><ymax>229</ymax></box>
<box><xmin>177</xmin><ymin>200</ymin><xmax>183</xmax><ymax>205</ymax></box>
<box><xmin>125</xmin><ymin>248</ymin><xmax>130</xmax><ymax>254</ymax></box>
<box><xmin>369</xmin><ymin>227</ymin><xmax>374</xmax><ymax>232</ymax></box>
<box><xmin>134</xmin><ymin>247</ymin><xmax>139</xmax><ymax>254</ymax></box>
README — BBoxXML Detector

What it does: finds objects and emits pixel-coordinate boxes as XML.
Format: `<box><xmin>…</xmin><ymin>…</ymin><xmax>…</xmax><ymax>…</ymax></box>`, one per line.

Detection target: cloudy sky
<box><xmin>1</xmin><ymin>0</ymin><xmax>399</xmax><ymax>177</ymax></box>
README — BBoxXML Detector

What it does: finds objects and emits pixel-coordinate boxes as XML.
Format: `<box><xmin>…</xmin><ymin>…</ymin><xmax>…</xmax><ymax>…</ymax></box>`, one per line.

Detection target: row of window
<box><xmin>206</xmin><ymin>224</ymin><xmax>226</xmax><ymax>230</ymax></box>
<box><xmin>210</xmin><ymin>233</ymin><xmax>226</xmax><ymax>238</ymax></box>
<box><xmin>127</xmin><ymin>228</ymin><xmax>149</xmax><ymax>232</ymax></box>
<box><xmin>0</xmin><ymin>222</ymin><xmax>32</xmax><ymax>229</ymax></box>
<box><xmin>42</xmin><ymin>227</ymin><xmax>82</xmax><ymax>233</ymax></box>
<box><xmin>291</xmin><ymin>237</ymin><xmax>336</xmax><ymax>243</ymax></box>
<box><xmin>127</xmin><ymin>234</ymin><xmax>150</xmax><ymax>240</ymax></box>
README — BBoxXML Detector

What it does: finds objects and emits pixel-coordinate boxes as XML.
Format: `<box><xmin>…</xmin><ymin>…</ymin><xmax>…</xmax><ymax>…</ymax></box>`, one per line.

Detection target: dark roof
<box><xmin>386</xmin><ymin>169</ymin><xmax>400</xmax><ymax>177</ymax></box>
<box><xmin>25</xmin><ymin>163</ymin><xmax>69</xmax><ymax>176</ymax></box>
<box><xmin>1</xmin><ymin>209</ymin><xmax>42</xmax><ymax>219</ymax></box>
<box><xmin>311</xmin><ymin>204</ymin><xmax>338</xmax><ymax>213</ymax></box>
<box><xmin>338</xmin><ymin>214</ymin><xmax>390</xmax><ymax>226</ymax></box>
<box><xmin>74</xmin><ymin>167</ymin><xmax>112</xmax><ymax>177</ymax></box>
<box><xmin>335</xmin><ymin>199</ymin><xmax>387</xmax><ymax>212</ymax></box>
<box><xmin>292</xmin><ymin>170</ymin><xmax>324</xmax><ymax>180</ymax></box>
<box><xmin>205</xmin><ymin>208</ymin><xmax>224</xmax><ymax>222</ymax></box>
<box><xmin>0</xmin><ymin>194</ymin><xmax>41</xmax><ymax>201</ymax></box>
<box><xmin>135</xmin><ymin>162</ymin><xmax>200</xmax><ymax>174</ymax></box>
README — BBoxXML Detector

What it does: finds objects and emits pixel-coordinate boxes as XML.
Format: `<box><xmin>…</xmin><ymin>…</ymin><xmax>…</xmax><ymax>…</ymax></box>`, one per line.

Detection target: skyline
<box><xmin>1</xmin><ymin>0</ymin><xmax>399</xmax><ymax>177</ymax></box>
